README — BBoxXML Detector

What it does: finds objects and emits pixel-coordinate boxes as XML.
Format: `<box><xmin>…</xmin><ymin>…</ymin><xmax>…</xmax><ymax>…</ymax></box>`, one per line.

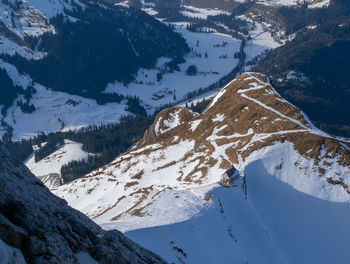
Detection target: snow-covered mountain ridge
<box><xmin>53</xmin><ymin>72</ymin><xmax>350</xmax><ymax>263</ymax></box>
<box><xmin>238</xmin><ymin>0</ymin><xmax>330</xmax><ymax>8</ymax></box>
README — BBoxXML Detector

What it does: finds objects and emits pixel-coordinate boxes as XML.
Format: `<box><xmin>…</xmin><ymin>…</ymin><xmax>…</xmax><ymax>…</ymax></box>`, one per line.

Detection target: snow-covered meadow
<box><xmin>105</xmin><ymin>22</ymin><xmax>241</xmax><ymax>113</ymax></box>
<box><xmin>0</xmin><ymin>61</ymin><xmax>130</xmax><ymax>140</ymax></box>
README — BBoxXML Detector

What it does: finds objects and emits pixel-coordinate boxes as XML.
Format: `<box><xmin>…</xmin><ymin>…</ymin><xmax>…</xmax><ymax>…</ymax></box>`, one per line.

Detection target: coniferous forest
<box><xmin>4</xmin><ymin>114</ymin><xmax>155</xmax><ymax>183</ymax></box>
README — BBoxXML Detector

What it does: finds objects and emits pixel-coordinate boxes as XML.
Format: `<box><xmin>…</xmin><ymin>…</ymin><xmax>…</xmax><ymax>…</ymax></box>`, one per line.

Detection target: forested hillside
<box><xmin>0</xmin><ymin>1</ymin><xmax>189</xmax><ymax>100</ymax></box>
<box><xmin>5</xmin><ymin>114</ymin><xmax>155</xmax><ymax>183</ymax></box>
<box><xmin>251</xmin><ymin>1</ymin><xmax>350</xmax><ymax>136</ymax></box>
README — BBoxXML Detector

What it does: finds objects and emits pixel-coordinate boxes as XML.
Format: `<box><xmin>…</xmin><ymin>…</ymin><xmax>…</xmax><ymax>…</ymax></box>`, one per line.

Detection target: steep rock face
<box><xmin>54</xmin><ymin>73</ymin><xmax>350</xmax><ymax>263</ymax></box>
<box><xmin>0</xmin><ymin>145</ymin><xmax>166</xmax><ymax>264</ymax></box>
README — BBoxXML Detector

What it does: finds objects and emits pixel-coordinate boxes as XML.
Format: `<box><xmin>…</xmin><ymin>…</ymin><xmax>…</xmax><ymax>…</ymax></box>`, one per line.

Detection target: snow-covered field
<box><xmin>180</xmin><ymin>5</ymin><xmax>230</xmax><ymax>19</ymax></box>
<box><xmin>106</xmin><ymin>23</ymin><xmax>241</xmax><ymax>112</ymax></box>
<box><xmin>243</xmin><ymin>20</ymin><xmax>281</xmax><ymax>66</ymax></box>
<box><xmin>0</xmin><ymin>61</ymin><xmax>130</xmax><ymax>140</ymax></box>
<box><xmin>0</xmin><ymin>0</ymin><xmax>134</xmax><ymax>141</ymax></box>
<box><xmin>25</xmin><ymin>140</ymin><xmax>89</xmax><ymax>188</ymax></box>
<box><xmin>1</xmin><ymin>0</ymin><xmax>282</xmax><ymax>141</ymax></box>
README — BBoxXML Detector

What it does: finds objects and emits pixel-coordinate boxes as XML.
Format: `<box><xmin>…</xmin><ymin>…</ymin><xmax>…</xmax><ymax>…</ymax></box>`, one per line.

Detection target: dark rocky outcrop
<box><xmin>0</xmin><ymin>144</ymin><xmax>167</xmax><ymax>264</ymax></box>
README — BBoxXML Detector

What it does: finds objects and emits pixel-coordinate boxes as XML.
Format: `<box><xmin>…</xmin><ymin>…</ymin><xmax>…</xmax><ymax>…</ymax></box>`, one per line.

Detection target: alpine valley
<box><xmin>0</xmin><ymin>0</ymin><xmax>350</xmax><ymax>263</ymax></box>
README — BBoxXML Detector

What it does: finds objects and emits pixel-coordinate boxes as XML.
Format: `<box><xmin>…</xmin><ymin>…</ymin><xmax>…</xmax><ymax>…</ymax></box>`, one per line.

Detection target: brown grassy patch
<box><xmin>124</xmin><ymin>181</ymin><xmax>138</xmax><ymax>189</ymax></box>
<box><xmin>326</xmin><ymin>177</ymin><xmax>350</xmax><ymax>194</ymax></box>
<box><xmin>92</xmin><ymin>195</ymin><xmax>126</xmax><ymax>219</ymax></box>
<box><xmin>153</xmin><ymin>161</ymin><xmax>177</xmax><ymax>172</ymax></box>
<box><xmin>131</xmin><ymin>170</ymin><xmax>144</xmax><ymax>180</ymax></box>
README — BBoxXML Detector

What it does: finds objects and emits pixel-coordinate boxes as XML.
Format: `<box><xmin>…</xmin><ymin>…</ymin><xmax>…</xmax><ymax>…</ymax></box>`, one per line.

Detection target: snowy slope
<box><xmin>0</xmin><ymin>143</ymin><xmax>167</xmax><ymax>264</ymax></box>
<box><xmin>105</xmin><ymin>22</ymin><xmax>241</xmax><ymax>113</ymax></box>
<box><xmin>180</xmin><ymin>5</ymin><xmax>230</xmax><ymax>19</ymax></box>
<box><xmin>0</xmin><ymin>61</ymin><xmax>130</xmax><ymax>140</ymax></box>
<box><xmin>53</xmin><ymin>73</ymin><xmax>350</xmax><ymax>263</ymax></box>
<box><xmin>0</xmin><ymin>0</ymin><xmax>83</xmax><ymax>57</ymax></box>
<box><xmin>25</xmin><ymin>140</ymin><xmax>89</xmax><ymax>188</ymax></box>
<box><xmin>0</xmin><ymin>0</ymin><xmax>281</xmax><ymax>140</ymax></box>
<box><xmin>126</xmin><ymin>143</ymin><xmax>350</xmax><ymax>264</ymax></box>
<box><xmin>0</xmin><ymin>0</ymin><xmax>244</xmax><ymax>139</ymax></box>
<box><xmin>234</xmin><ymin>0</ymin><xmax>330</xmax><ymax>8</ymax></box>
<box><xmin>257</xmin><ymin>0</ymin><xmax>330</xmax><ymax>8</ymax></box>
<box><xmin>0</xmin><ymin>0</ymin><xmax>135</xmax><ymax>141</ymax></box>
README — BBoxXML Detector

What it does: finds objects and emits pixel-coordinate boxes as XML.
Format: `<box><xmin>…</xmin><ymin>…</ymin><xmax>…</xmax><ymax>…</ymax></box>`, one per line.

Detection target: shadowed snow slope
<box><xmin>54</xmin><ymin>72</ymin><xmax>350</xmax><ymax>264</ymax></box>
<box><xmin>0</xmin><ymin>144</ymin><xmax>166</xmax><ymax>264</ymax></box>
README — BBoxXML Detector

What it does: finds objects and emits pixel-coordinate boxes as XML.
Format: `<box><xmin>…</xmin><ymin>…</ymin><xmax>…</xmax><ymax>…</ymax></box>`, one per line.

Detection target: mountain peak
<box><xmin>52</xmin><ymin>73</ymin><xmax>350</xmax><ymax>263</ymax></box>
<box><xmin>55</xmin><ymin>73</ymin><xmax>350</xmax><ymax>229</ymax></box>
<box><xmin>139</xmin><ymin>72</ymin><xmax>349</xmax><ymax>170</ymax></box>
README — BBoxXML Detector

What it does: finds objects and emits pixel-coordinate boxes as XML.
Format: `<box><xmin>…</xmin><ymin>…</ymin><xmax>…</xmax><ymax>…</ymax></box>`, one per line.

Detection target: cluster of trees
<box><xmin>5</xmin><ymin>139</ymin><xmax>33</xmax><ymax>162</ymax></box>
<box><xmin>1</xmin><ymin>0</ymin><xmax>22</xmax><ymax>10</ymax></box>
<box><xmin>34</xmin><ymin>138</ymin><xmax>64</xmax><ymax>162</ymax></box>
<box><xmin>0</xmin><ymin>69</ymin><xmax>23</xmax><ymax>115</ymax></box>
<box><xmin>185</xmin><ymin>13</ymin><xmax>249</xmax><ymax>39</ymax></box>
<box><xmin>186</xmin><ymin>65</ymin><xmax>198</xmax><ymax>76</ymax></box>
<box><xmin>1</xmin><ymin>1</ymin><xmax>189</xmax><ymax>104</ymax></box>
<box><xmin>61</xmin><ymin>155</ymin><xmax>106</xmax><ymax>183</ymax></box>
<box><xmin>154</xmin><ymin>0</ymin><xmax>185</xmax><ymax>21</ymax></box>
<box><xmin>164</xmin><ymin>57</ymin><xmax>186</xmax><ymax>72</ymax></box>
<box><xmin>4</xmin><ymin>114</ymin><xmax>155</xmax><ymax>183</ymax></box>
<box><xmin>254</xmin><ymin>6</ymin><xmax>350</xmax><ymax>137</ymax></box>
<box><xmin>186</xmin><ymin>98</ymin><xmax>211</xmax><ymax>114</ymax></box>
<box><xmin>17</xmin><ymin>100</ymin><xmax>35</xmax><ymax>114</ymax></box>
<box><xmin>0</xmin><ymin>69</ymin><xmax>38</xmax><ymax>116</ymax></box>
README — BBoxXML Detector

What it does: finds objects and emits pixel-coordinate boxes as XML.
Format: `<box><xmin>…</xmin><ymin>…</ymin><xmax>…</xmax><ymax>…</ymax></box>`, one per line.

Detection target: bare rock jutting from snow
<box><xmin>0</xmin><ymin>144</ymin><xmax>167</xmax><ymax>264</ymax></box>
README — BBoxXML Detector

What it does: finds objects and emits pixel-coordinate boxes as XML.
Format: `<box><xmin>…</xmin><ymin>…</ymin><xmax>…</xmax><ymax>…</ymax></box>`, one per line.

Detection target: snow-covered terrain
<box><xmin>244</xmin><ymin>22</ymin><xmax>281</xmax><ymax>63</ymax></box>
<box><xmin>25</xmin><ymin>140</ymin><xmax>89</xmax><ymax>188</ymax></box>
<box><xmin>105</xmin><ymin>23</ymin><xmax>241</xmax><ymax>113</ymax></box>
<box><xmin>0</xmin><ymin>0</ymin><xmax>83</xmax><ymax>49</ymax></box>
<box><xmin>180</xmin><ymin>5</ymin><xmax>230</xmax><ymax>19</ymax></box>
<box><xmin>236</xmin><ymin>0</ymin><xmax>330</xmax><ymax>8</ymax></box>
<box><xmin>0</xmin><ymin>22</ymin><xmax>242</xmax><ymax>139</ymax></box>
<box><xmin>0</xmin><ymin>0</ymin><xmax>244</xmax><ymax>140</ymax></box>
<box><xmin>53</xmin><ymin>73</ymin><xmax>350</xmax><ymax>263</ymax></box>
<box><xmin>0</xmin><ymin>143</ymin><xmax>167</xmax><ymax>263</ymax></box>
<box><xmin>0</xmin><ymin>61</ymin><xmax>130</xmax><ymax>140</ymax></box>
<box><xmin>126</xmin><ymin>143</ymin><xmax>350</xmax><ymax>264</ymax></box>
<box><xmin>0</xmin><ymin>0</ymin><xmax>135</xmax><ymax>141</ymax></box>
<box><xmin>0</xmin><ymin>0</ymin><xmax>283</xmax><ymax>141</ymax></box>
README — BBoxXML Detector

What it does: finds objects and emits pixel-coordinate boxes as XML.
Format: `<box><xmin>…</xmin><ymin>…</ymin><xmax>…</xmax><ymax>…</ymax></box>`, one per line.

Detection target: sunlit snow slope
<box><xmin>54</xmin><ymin>72</ymin><xmax>350</xmax><ymax>264</ymax></box>
<box><xmin>25</xmin><ymin>140</ymin><xmax>89</xmax><ymax>188</ymax></box>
